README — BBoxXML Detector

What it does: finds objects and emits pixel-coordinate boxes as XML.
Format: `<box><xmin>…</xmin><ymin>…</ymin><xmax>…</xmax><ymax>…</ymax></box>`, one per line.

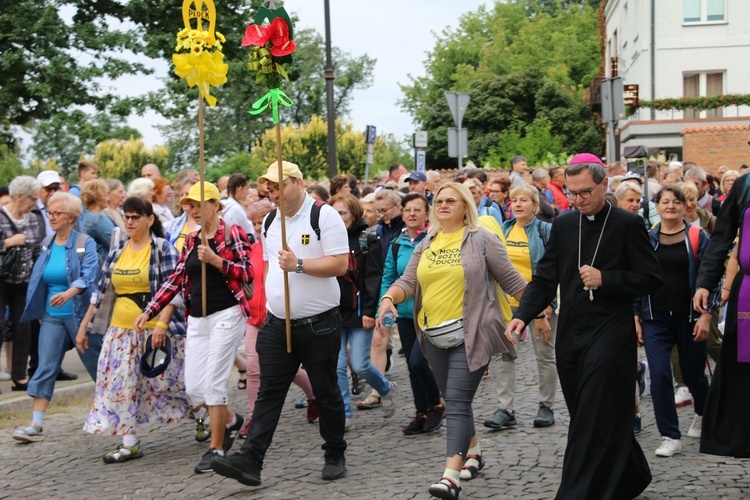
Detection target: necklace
<box><xmin>578</xmin><ymin>202</ymin><xmax>612</xmax><ymax>301</ymax></box>
<box><xmin>659</xmin><ymin>224</ymin><xmax>686</xmax><ymax>236</ymax></box>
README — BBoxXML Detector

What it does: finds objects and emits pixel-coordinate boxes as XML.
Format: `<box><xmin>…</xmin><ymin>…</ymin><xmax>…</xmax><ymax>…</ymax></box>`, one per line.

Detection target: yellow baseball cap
<box><xmin>257</xmin><ymin>161</ymin><xmax>303</xmax><ymax>184</ymax></box>
<box><xmin>180</xmin><ymin>181</ymin><xmax>222</xmax><ymax>206</ymax></box>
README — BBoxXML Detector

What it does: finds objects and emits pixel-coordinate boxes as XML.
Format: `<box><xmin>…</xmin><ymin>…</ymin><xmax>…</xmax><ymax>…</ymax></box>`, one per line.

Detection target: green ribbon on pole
<box><xmin>248</xmin><ymin>88</ymin><xmax>294</xmax><ymax>124</ymax></box>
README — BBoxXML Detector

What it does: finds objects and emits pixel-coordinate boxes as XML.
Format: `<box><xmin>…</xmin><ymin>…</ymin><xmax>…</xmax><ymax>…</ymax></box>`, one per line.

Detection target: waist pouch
<box><xmin>423</xmin><ymin>318</ymin><xmax>465</xmax><ymax>349</ymax></box>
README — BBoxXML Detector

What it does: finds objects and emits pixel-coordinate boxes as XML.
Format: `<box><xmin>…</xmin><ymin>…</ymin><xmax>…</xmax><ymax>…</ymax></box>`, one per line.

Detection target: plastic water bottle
<box><xmin>382</xmin><ymin>311</ymin><xmax>396</xmax><ymax>328</ymax></box>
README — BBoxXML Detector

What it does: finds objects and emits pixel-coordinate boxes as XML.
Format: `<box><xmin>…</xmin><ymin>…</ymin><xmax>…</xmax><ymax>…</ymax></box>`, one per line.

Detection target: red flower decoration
<box><xmin>269</xmin><ymin>17</ymin><xmax>296</xmax><ymax>56</ymax></box>
<box><xmin>242</xmin><ymin>24</ymin><xmax>270</xmax><ymax>47</ymax></box>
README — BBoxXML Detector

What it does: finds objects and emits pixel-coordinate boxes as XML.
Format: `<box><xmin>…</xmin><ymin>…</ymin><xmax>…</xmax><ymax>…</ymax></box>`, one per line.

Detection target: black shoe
<box><xmin>213</xmin><ymin>453</ymin><xmax>262</xmax><ymax>486</ymax></box>
<box><xmin>424</xmin><ymin>403</ymin><xmax>445</xmax><ymax>432</ymax></box>
<box><xmin>194</xmin><ymin>448</ymin><xmax>220</xmax><ymax>474</ymax></box>
<box><xmin>483</xmin><ymin>409</ymin><xmax>516</xmax><ymax>430</ymax></box>
<box><xmin>56</xmin><ymin>369</ymin><xmax>78</xmax><ymax>381</ymax></box>
<box><xmin>223</xmin><ymin>413</ymin><xmax>244</xmax><ymax>453</ymax></box>
<box><xmin>385</xmin><ymin>348</ymin><xmax>393</xmax><ymax>373</ymax></box>
<box><xmin>322</xmin><ymin>453</ymin><xmax>346</xmax><ymax>480</ymax></box>
<box><xmin>402</xmin><ymin>412</ymin><xmax>427</xmax><ymax>435</ymax></box>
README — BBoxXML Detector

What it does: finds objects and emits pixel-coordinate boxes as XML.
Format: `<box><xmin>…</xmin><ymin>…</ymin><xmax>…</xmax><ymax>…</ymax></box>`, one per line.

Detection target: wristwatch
<box><xmin>295</xmin><ymin>258</ymin><xmax>304</xmax><ymax>274</ymax></box>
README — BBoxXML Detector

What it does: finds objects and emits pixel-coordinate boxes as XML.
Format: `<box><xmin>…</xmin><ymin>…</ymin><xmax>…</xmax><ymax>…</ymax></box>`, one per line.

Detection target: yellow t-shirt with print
<box><xmin>478</xmin><ymin>216</ymin><xmax>513</xmax><ymax>323</ymax></box>
<box><xmin>174</xmin><ymin>222</ymin><xmax>190</xmax><ymax>253</ymax></box>
<box><xmin>505</xmin><ymin>224</ymin><xmax>532</xmax><ymax>307</ymax></box>
<box><xmin>417</xmin><ymin>227</ymin><xmax>465</xmax><ymax>330</ymax></box>
<box><xmin>110</xmin><ymin>242</ymin><xmax>158</xmax><ymax>329</ymax></box>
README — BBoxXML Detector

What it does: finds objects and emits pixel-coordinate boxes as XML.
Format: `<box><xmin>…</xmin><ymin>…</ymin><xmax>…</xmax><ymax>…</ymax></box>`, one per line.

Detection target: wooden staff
<box><xmin>198</xmin><ymin>96</ymin><xmax>207</xmax><ymax>316</ymax></box>
<box><xmin>275</xmin><ymin>123</ymin><xmax>292</xmax><ymax>352</ymax></box>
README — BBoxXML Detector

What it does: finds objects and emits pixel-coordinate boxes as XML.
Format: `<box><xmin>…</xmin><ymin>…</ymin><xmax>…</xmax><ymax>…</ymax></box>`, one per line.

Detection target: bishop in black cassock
<box><xmin>508</xmin><ymin>155</ymin><xmax>663</xmax><ymax>500</ymax></box>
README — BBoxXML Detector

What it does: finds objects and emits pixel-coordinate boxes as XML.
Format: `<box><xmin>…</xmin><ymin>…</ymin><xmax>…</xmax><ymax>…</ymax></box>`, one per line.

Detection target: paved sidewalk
<box><xmin>1</xmin><ymin>340</ymin><xmax>748</xmax><ymax>499</ymax></box>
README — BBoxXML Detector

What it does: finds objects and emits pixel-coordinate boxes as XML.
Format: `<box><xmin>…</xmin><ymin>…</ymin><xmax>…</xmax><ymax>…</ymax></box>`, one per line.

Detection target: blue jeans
<box><xmin>397</xmin><ymin>317</ymin><xmax>441</xmax><ymax>413</ymax></box>
<box><xmin>337</xmin><ymin>327</ymin><xmax>392</xmax><ymax>418</ymax></box>
<box><xmin>642</xmin><ymin>311</ymin><xmax>709</xmax><ymax>440</ymax></box>
<box><xmin>27</xmin><ymin>313</ymin><xmax>102</xmax><ymax>401</ymax></box>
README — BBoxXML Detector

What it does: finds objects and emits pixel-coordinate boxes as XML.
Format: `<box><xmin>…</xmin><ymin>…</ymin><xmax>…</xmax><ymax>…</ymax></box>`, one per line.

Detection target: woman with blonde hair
<box><xmin>104</xmin><ymin>179</ymin><xmax>126</xmax><ymax>230</ymax></box>
<box><xmin>484</xmin><ymin>184</ymin><xmax>556</xmax><ymax>432</ymax></box>
<box><xmin>718</xmin><ymin>170</ymin><xmax>739</xmax><ymax>203</ymax></box>
<box><xmin>378</xmin><ymin>182</ymin><xmax>526</xmax><ymax>499</ymax></box>
<box><xmin>81</xmin><ymin>179</ymin><xmax>116</xmax><ymax>262</ymax></box>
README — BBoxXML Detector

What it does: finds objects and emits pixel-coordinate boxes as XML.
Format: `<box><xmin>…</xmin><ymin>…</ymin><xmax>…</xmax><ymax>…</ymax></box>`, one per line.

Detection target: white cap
<box><xmin>37</xmin><ymin>170</ymin><xmax>62</xmax><ymax>187</ymax></box>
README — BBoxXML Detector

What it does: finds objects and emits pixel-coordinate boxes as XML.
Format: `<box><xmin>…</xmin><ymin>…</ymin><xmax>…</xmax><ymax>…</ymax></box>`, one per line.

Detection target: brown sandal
<box><xmin>355</xmin><ymin>392</ymin><xmax>381</xmax><ymax>410</ymax></box>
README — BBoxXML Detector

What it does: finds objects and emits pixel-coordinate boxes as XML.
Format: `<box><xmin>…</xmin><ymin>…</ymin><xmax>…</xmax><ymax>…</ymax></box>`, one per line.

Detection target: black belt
<box><xmin>269</xmin><ymin>307</ymin><xmax>339</xmax><ymax>327</ymax></box>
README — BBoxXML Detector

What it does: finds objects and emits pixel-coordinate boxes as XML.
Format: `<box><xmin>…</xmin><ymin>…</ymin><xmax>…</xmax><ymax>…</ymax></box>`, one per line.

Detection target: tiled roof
<box><xmin>681</xmin><ymin>124</ymin><xmax>749</xmax><ymax>135</ymax></box>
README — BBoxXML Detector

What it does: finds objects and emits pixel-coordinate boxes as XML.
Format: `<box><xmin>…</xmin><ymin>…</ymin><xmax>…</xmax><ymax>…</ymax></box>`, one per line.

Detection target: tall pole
<box><xmin>198</xmin><ymin>96</ymin><xmax>207</xmax><ymax>317</ymax></box>
<box><xmin>275</xmin><ymin>124</ymin><xmax>292</xmax><ymax>352</ymax></box>
<box><xmin>324</xmin><ymin>0</ymin><xmax>337</xmax><ymax>178</ymax></box>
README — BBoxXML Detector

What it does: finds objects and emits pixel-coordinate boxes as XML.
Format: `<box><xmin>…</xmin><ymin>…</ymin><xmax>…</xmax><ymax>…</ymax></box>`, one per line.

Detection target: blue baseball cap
<box><xmin>140</xmin><ymin>334</ymin><xmax>172</xmax><ymax>378</ymax></box>
<box><xmin>406</xmin><ymin>171</ymin><xmax>427</xmax><ymax>182</ymax></box>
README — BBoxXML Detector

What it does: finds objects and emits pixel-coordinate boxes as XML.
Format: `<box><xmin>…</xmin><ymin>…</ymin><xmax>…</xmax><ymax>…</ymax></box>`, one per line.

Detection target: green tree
<box><xmin>92</xmin><ymin>138</ymin><xmax>169</xmax><ymax>184</ymax></box>
<box><xmin>399</xmin><ymin>0</ymin><xmax>604</xmax><ymax>168</ymax></box>
<box><xmin>159</xmin><ymin>26</ymin><xmax>376</xmax><ymax>171</ymax></box>
<box><xmin>30</xmin><ymin>112</ymin><xmax>142</xmax><ymax>176</ymax></box>
<box><xmin>0</xmin><ymin>0</ymin><xmax>151</xmax><ymax>129</ymax></box>
<box><xmin>248</xmin><ymin>116</ymin><xmax>410</xmax><ymax>181</ymax></box>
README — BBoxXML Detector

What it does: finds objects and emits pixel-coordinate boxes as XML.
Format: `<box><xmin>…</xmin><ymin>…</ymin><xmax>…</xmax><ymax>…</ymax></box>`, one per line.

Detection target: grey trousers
<box><xmin>422</xmin><ymin>340</ymin><xmax>486</xmax><ymax>458</ymax></box>
<box><xmin>494</xmin><ymin>312</ymin><xmax>559</xmax><ymax>411</ymax></box>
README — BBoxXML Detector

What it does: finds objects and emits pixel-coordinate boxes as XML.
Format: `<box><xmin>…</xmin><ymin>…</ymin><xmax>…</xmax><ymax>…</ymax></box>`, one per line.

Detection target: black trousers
<box><xmin>240</xmin><ymin>308</ymin><xmax>347</xmax><ymax>464</ymax></box>
<box><xmin>0</xmin><ymin>281</ymin><xmax>30</xmax><ymax>381</ymax></box>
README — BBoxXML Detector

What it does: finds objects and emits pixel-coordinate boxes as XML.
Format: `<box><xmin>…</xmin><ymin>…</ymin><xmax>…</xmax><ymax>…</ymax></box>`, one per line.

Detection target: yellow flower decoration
<box><xmin>173</xmin><ymin>28</ymin><xmax>228</xmax><ymax>107</ymax></box>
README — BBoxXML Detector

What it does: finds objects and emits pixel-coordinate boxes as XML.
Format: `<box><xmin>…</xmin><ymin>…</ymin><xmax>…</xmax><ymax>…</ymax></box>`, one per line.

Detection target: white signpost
<box><xmin>445</xmin><ymin>91</ymin><xmax>470</xmax><ymax>169</ymax></box>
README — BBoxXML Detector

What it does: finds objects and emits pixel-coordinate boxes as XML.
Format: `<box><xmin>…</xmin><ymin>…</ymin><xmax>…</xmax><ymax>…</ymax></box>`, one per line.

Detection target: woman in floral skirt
<box><xmin>76</xmin><ymin>197</ymin><xmax>189</xmax><ymax>463</ymax></box>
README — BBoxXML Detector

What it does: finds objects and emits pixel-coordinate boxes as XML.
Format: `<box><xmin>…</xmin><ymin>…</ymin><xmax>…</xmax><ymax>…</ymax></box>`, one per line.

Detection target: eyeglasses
<box><xmin>48</xmin><ymin>211</ymin><xmax>68</xmax><ymax>219</ymax></box>
<box><xmin>124</xmin><ymin>214</ymin><xmax>143</xmax><ymax>222</ymax></box>
<box><xmin>375</xmin><ymin>204</ymin><xmax>397</xmax><ymax>216</ymax></box>
<box><xmin>44</xmin><ymin>185</ymin><xmax>60</xmax><ymax>193</ymax></box>
<box><xmin>403</xmin><ymin>208</ymin><xmax>425</xmax><ymax>215</ymax></box>
<box><xmin>337</xmin><ymin>210</ymin><xmax>350</xmax><ymax>217</ymax></box>
<box><xmin>566</xmin><ymin>183</ymin><xmax>601</xmax><ymax>200</ymax></box>
<box><xmin>434</xmin><ymin>197</ymin><xmax>460</xmax><ymax>207</ymax></box>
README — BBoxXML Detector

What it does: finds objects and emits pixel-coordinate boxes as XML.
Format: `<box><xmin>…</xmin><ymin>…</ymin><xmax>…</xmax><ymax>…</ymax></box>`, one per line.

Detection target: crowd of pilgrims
<box><xmin>1</xmin><ymin>154</ymin><xmax>749</xmax><ymax>499</ymax></box>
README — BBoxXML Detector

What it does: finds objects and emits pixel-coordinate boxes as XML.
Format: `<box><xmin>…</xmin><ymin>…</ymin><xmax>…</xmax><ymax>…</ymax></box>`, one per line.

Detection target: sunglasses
<box><xmin>434</xmin><ymin>197</ymin><xmax>460</xmax><ymax>207</ymax></box>
<box><xmin>124</xmin><ymin>214</ymin><xmax>143</xmax><ymax>222</ymax></box>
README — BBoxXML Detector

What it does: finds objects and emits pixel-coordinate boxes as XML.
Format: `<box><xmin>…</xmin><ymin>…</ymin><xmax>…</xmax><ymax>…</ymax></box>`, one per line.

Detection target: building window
<box><xmin>684</xmin><ymin>0</ymin><xmax>725</xmax><ymax>23</ymax></box>
<box><xmin>683</xmin><ymin>72</ymin><xmax>724</xmax><ymax>119</ymax></box>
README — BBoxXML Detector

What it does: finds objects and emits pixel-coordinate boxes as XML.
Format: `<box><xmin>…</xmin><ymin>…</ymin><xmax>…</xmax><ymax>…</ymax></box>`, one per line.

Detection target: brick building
<box><xmin>682</xmin><ymin>123</ymin><xmax>750</xmax><ymax>172</ymax></box>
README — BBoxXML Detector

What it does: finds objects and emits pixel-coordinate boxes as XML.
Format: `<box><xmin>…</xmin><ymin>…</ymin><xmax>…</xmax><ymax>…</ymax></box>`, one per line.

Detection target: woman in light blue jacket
<box><xmin>484</xmin><ymin>184</ymin><xmax>558</xmax><ymax>433</ymax></box>
<box><xmin>380</xmin><ymin>193</ymin><xmax>443</xmax><ymax>435</ymax></box>
<box><xmin>13</xmin><ymin>192</ymin><xmax>100</xmax><ymax>443</ymax></box>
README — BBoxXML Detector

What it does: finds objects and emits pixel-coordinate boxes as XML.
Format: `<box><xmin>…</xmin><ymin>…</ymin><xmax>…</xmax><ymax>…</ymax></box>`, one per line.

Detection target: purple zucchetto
<box><xmin>568</xmin><ymin>153</ymin><xmax>604</xmax><ymax>166</ymax></box>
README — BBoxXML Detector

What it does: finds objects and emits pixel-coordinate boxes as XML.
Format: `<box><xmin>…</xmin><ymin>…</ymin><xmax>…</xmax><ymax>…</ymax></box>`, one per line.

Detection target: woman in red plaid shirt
<box><xmin>136</xmin><ymin>182</ymin><xmax>253</xmax><ymax>474</ymax></box>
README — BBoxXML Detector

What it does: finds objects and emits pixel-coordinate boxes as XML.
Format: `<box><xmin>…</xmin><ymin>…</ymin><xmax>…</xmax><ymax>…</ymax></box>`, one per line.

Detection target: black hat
<box><xmin>140</xmin><ymin>334</ymin><xmax>172</xmax><ymax>378</ymax></box>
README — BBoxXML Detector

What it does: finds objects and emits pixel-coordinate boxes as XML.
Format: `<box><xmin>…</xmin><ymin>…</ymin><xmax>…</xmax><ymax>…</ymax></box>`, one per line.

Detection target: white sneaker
<box><xmin>0</xmin><ymin>371</ymin><xmax>11</xmax><ymax>381</ymax></box>
<box><xmin>687</xmin><ymin>414</ymin><xmax>702</xmax><ymax>438</ymax></box>
<box><xmin>655</xmin><ymin>436</ymin><xmax>682</xmax><ymax>457</ymax></box>
<box><xmin>344</xmin><ymin>418</ymin><xmax>354</xmax><ymax>431</ymax></box>
<box><xmin>674</xmin><ymin>386</ymin><xmax>693</xmax><ymax>407</ymax></box>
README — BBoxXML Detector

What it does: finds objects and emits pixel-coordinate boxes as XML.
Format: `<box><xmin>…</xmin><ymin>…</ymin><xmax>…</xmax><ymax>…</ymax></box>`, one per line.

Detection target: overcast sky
<box><xmin>122</xmin><ymin>0</ymin><xmax>489</xmax><ymax>147</ymax></box>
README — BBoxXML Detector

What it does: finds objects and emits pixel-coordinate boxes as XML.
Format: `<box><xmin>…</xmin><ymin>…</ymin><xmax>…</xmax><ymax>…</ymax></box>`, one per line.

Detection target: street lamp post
<box><xmin>324</xmin><ymin>0</ymin><xmax>337</xmax><ymax>178</ymax></box>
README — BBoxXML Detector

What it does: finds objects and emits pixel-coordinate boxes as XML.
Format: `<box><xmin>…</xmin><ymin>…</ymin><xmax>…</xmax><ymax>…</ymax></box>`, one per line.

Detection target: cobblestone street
<box><xmin>1</xmin><ymin>340</ymin><xmax>748</xmax><ymax>499</ymax></box>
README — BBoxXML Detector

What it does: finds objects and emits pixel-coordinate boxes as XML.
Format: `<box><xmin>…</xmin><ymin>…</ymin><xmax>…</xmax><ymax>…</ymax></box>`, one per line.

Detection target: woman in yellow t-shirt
<box><xmin>377</xmin><ymin>182</ymin><xmax>526</xmax><ymax>500</ymax></box>
<box><xmin>76</xmin><ymin>197</ymin><xmax>188</xmax><ymax>464</ymax></box>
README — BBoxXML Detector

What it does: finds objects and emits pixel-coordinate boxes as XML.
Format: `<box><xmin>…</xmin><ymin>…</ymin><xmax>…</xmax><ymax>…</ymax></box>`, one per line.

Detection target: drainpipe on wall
<box><xmin>650</xmin><ymin>0</ymin><xmax>656</xmax><ymax>120</ymax></box>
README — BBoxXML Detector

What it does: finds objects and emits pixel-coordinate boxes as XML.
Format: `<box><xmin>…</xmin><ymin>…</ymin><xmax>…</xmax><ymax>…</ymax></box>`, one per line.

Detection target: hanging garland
<box><xmin>640</xmin><ymin>94</ymin><xmax>750</xmax><ymax>111</ymax></box>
